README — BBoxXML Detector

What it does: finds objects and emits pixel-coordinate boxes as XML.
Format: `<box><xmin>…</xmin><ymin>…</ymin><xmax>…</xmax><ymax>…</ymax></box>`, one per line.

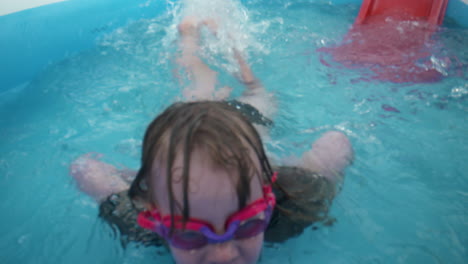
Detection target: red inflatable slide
<box><xmin>320</xmin><ymin>0</ymin><xmax>449</xmax><ymax>83</ymax></box>
<box><xmin>356</xmin><ymin>0</ymin><xmax>448</xmax><ymax>26</ymax></box>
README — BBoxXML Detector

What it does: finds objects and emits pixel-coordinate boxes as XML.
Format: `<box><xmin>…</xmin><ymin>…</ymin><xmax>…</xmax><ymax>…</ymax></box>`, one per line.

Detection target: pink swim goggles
<box><xmin>137</xmin><ymin>172</ymin><xmax>277</xmax><ymax>250</ymax></box>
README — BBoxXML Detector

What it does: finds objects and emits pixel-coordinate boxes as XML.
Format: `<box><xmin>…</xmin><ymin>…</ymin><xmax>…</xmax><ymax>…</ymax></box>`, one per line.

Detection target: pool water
<box><xmin>1</xmin><ymin>0</ymin><xmax>467</xmax><ymax>263</ymax></box>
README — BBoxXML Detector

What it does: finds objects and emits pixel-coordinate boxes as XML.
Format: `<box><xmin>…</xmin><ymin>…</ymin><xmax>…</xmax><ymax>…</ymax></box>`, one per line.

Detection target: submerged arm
<box><xmin>233</xmin><ymin>49</ymin><xmax>276</xmax><ymax>119</ymax></box>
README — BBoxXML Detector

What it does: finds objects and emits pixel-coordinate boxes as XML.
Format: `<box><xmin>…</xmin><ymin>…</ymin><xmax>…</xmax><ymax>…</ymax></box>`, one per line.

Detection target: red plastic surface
<box><xmin>356</xmin><ymin>0</ymin><xmax>448</xmax><ymax>25</ymax></box>
<box><xmin>318</xmin><ymin>0</ymin><xmax>450</xmax><ymax>83</ymax></box>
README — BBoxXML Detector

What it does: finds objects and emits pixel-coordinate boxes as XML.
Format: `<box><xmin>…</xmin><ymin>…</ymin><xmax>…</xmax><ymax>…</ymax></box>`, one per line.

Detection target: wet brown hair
<box><xmin>129</xmin><ymin>101</ymin><xmax>274</xmax><ymax>227</ymax></box>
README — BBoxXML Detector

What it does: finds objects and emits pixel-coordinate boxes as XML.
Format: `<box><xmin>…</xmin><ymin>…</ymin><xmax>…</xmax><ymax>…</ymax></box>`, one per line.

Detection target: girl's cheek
<box><xmin>237</xmin><ymin>233</ymin><xmax>264</xmax><ymax>263</ymax></box>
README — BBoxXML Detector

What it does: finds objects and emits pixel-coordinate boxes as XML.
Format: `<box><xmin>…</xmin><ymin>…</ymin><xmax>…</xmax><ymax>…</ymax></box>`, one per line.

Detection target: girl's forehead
<box><xmin>151</xmin><ymin>145</ymin><xmax>263</xmax><ymax>188</ymax></box>
<box><xmin>151</xmin><ymin>148</ymin><xmax>263</xmax><ymax>225</ymax></box>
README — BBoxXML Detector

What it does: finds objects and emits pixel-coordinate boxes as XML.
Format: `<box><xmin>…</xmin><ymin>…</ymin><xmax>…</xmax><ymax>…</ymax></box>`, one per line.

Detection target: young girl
<box><xmin>70</xmin><ymin>17</ymin><xmax>353</xmax><ymax>264</ymax></box>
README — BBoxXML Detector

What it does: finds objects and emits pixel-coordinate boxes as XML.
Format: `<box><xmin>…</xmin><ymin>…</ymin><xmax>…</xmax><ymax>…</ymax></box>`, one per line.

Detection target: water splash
<box><xmin>162</xmin><ymin>0</ymin><xmax>270</xmax><ymax>73</ymax></box>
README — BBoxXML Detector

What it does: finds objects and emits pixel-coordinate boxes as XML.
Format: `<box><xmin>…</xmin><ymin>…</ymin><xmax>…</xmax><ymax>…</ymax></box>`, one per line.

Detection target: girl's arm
<box><xmin>69</xmin><ymin>153</ymin><xmax>133</xmax><ymax>202</ymax></box>
<box><xmin>233</xmin><ymin>49</ymin><xmax>277</xmax><ymax>120</ymax></box>
<box><xmin>300</xmin><ymin>131</ymin><xmax>354</xmax><ymax>184</ymax></box>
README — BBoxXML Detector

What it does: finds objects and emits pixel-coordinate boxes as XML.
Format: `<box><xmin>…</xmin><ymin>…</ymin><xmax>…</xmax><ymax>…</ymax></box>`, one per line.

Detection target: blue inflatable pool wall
<box><xmin>0</xmin><ymin>0</ymin><xmax>467</xmax><ymax>92</ymax></box>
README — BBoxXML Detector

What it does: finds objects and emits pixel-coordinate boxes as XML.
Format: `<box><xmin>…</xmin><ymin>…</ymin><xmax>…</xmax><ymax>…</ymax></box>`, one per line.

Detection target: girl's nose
<box><xmin>207</xmin><ymin>241</ymin><xmax>240</xmax><ymax>263</ymax></box>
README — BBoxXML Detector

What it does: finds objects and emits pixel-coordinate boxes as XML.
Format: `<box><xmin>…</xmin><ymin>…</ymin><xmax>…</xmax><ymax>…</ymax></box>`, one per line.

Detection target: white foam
<box><xmin>162</xmin><ymin>0</ymin><xmax>270</xmax><ymax>73</ymax></box>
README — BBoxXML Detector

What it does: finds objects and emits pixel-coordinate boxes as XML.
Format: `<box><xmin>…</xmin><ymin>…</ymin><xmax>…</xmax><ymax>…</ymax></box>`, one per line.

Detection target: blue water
<box><xmin>1</xmin><ymin>1</ymin><xmax>467</xmax><ymax>263</ymax></box>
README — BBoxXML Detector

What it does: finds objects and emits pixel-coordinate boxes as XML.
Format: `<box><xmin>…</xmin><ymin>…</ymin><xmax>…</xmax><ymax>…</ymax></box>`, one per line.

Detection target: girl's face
<box><xmin>152</xmin><ymin>148</ymin><xmax>265</xmax><ymax>264</ymax></box>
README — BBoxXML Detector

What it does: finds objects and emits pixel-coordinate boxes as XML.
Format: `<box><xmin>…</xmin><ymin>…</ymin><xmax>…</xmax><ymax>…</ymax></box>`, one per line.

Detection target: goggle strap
<box><xmin>271</xmin><ymin>171</ymin><xmax>278</xmax><ymax>183</ymax></box>
<box><xmin>262</xmin><ymin>171</ymin><xmax>278</xmax><ymax>194</ymax></box>
<box><xmin>137</xmin><ymin>211</ymin><xmax>157</xmax><ymax>230</ymax></box>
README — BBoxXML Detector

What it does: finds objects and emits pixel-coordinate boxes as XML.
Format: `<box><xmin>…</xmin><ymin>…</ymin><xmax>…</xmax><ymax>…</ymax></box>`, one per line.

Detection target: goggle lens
<box><xmin>171</xmin><ymin>230</ymin><xmax>208</xmax><ymax>250</ymax></box>
<box><xmin>234</xmin><ymin>218</ymin><xmax>268</xmax><ymax>239</ymax></box>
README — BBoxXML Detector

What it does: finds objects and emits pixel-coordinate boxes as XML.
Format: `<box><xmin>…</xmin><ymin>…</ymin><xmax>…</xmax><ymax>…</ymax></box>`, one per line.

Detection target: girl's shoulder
<box><xmin>272</xmin><ymin>165</ymin><xmax>333</xmax><ymax>200</ymax></box>
<box><xmin>266</xmin><ymin>165</ymin><xmax>335</xmax><ymax>243</ymax></box>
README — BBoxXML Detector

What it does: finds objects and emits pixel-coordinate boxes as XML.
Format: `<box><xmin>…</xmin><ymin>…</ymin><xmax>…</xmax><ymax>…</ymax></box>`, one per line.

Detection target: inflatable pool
<box><xmin>0</xmin><ymin>1</ymin><xmax>467</xmax><ymax>263</ymax></box>
<box><xmin>1</xmin><ymin>0</ymin><xmax>467</xmax><ymax>92</ymax></box>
